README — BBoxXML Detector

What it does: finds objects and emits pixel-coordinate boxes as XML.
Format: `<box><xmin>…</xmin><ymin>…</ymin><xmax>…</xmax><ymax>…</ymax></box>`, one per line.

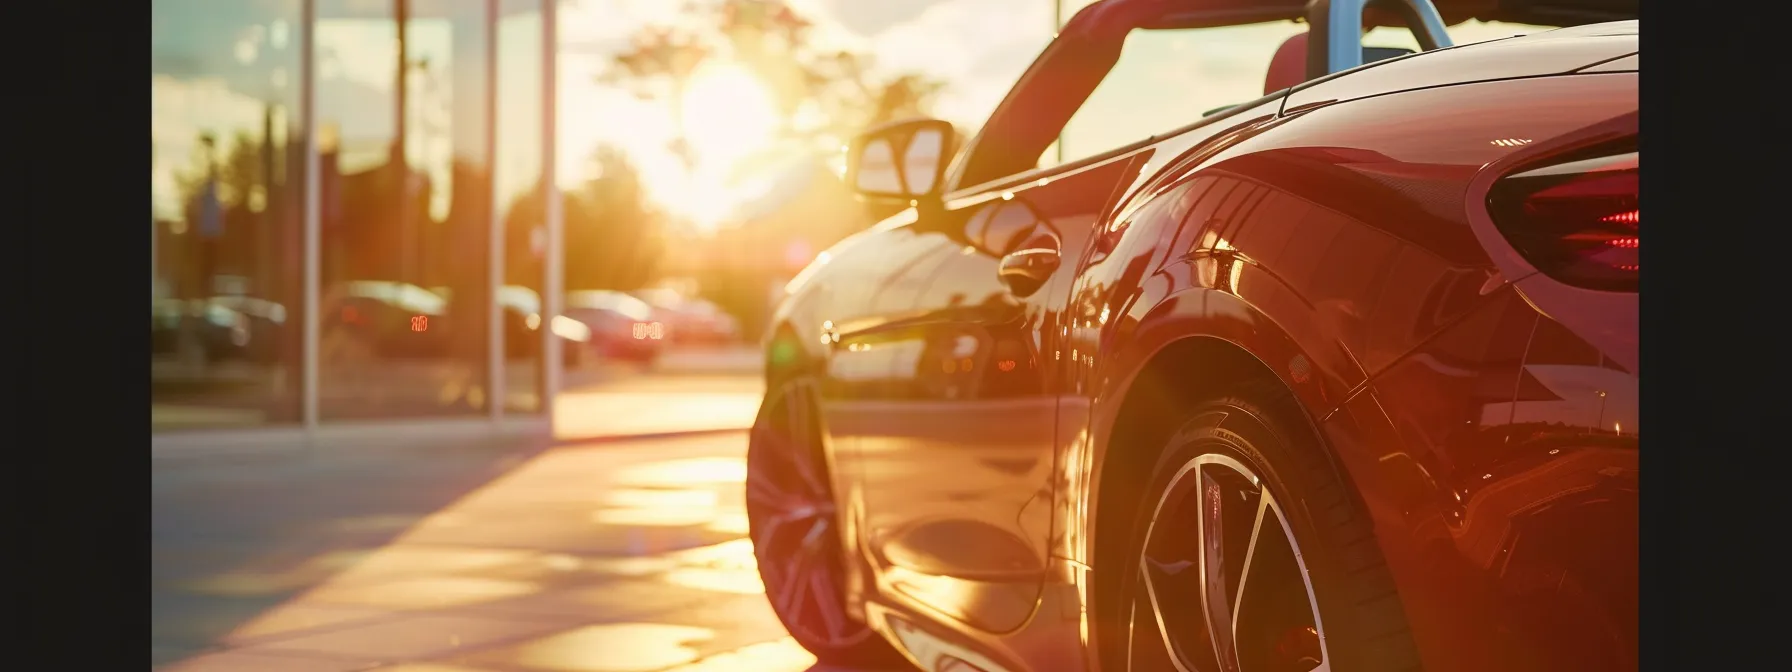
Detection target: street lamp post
<box><xmin>394</xmin><ymin>0</ymin><xmax>414</xmax><ymax>284</ymax></box>
<box><xmin>543</xmin><ymin>0</ymin><xmax>563</xmax><ymax>421</ymax></box>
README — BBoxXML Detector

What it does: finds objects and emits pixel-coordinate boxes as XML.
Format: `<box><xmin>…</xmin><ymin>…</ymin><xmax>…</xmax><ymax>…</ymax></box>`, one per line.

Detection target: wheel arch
<box><xmin>1078</xmin><ymin>287</ymin><xmax>1373</xmax><ymax>577</ymax></box>
<box><xmin>1078</xmin><ymin>295</ymin><xmax>1383</xmax><ymax>667</ymax></box>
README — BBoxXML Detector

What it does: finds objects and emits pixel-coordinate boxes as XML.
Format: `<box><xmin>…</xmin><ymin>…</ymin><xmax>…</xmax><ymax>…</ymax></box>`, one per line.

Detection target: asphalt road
<box><xmin>152</xmin><ymin>431</ymin><xmax>909</xmax><ymax>672</ymax></box>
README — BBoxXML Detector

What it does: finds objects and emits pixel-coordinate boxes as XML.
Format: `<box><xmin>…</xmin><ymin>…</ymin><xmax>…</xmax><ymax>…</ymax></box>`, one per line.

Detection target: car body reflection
<box><xmin>753</xmin><ymin>8</ymin><xmax>1637</xmax><ymax>671</ymax></box>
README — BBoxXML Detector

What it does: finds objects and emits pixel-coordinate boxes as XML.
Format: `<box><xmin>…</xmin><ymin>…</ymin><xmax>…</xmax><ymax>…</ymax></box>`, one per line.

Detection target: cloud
<box><xmin>819</xmin><ymin>0</ymin><xmax>1056</xmax><ymax>127</ymax></box>
<box><xmin>802</xmin><ymin>0</ymin><xmax>953</xmax><ymax>37</ymax></box>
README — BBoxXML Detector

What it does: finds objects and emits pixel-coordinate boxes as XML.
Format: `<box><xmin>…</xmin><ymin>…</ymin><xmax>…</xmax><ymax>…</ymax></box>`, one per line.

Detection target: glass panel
<box><xmin>152</xmin><ymin>0</ymin><xmax>306</xmax><ymax>430</ymax></box>
<box><xmin>497</xmin><ymin>0</ymin><xmax>545</xmax><ymax>414</ymax></box>
<box><xmin>315</xmin><ymin>0</ymin><xmax>494</xmax><ymax>420</ymax></box>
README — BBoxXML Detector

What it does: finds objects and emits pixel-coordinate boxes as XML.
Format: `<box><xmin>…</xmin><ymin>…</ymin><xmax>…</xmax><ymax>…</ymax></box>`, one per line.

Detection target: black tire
<box><xmin>1099</xmin><ymin>381</ymin><xmax>1423</xmax><ymax>672</ymax></box>
<box><xmin>745</xmin><ymin>376</ymin><xmax>907</xmax><ymax>667</ymax></box>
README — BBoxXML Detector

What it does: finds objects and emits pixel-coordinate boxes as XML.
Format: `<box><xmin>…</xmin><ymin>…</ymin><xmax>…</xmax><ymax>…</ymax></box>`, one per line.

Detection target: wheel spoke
<box><xmin>1138</xmin><ymin>463</ymin><xmax>1214</xmax><ymax>672</ymax></box>
<box><xmin>1138</xmin><ymin>555</ymin><xmax>1200</xmax><ymax>672</ymax></box>
<box><xmin>1138</xmin><ymin>452</ymin><xmax>1335</xmax><ymax>672</ymax></box>
<box><xmin>772</xmin><ymin>534</ymin><xmax>819</xmax><ymax>615</ymax></box>
<box><xmin>745</xmin><ymin>460</ymin><xmax>804</xmax><ymax>512</ymax></box>
<box><xmin>1197</xmin><ymin>467</ymin><xmax>1242</xmax><ymax>672</ymax></box>
<box><xmin>1230</xmin><ymin>489</ymin><xmax>1273</xmax><ymax>642</ymax></box>
<box><xmin>799</xmin><ymin>516</ymin><xmax>831</xmax><ymax>550</ymax></box>
<box><xmin>1127</xmin><ymin>586</ymin><xmax>1185</xmax><ymax>672</ymax></box>
<box><xmin>807</xmin><ymin>564</ymin><xmax>849</xmax><ymax>639</ymax></box>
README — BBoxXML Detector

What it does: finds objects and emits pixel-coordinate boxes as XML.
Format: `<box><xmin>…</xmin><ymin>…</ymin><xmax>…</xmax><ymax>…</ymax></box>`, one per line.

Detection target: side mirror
<box><xmin>846</xmin><ymin>118</ymin><xmax>955</xmax><ymax>201</ymax></box>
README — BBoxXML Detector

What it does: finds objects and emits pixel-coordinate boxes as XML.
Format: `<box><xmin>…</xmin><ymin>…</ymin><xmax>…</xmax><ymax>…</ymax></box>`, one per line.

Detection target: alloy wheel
<box><xmin>745</xmin><ymin>380</ymin><xmax>870</xmax><ymax>649</ymax></box>
<box><xmin>1127</xmin><ymin>452</ymin><xmax>1331</xmax><ymax>672</ymax></box>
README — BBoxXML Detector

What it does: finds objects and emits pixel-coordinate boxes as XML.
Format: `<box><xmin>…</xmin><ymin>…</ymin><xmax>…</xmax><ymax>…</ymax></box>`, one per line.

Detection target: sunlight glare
<box><xmin>673</xmin><ymin>62</ymin><xmax>783</xmax><ymax>230</ymax></box>
<box><xmin>681</xmin><ymin>62</ymin><xmax>780</xmax><ymax>170</ymax></box>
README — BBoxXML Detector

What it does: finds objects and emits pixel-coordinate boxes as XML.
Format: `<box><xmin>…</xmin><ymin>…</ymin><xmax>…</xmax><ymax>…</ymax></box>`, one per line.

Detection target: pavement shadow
<box><xmin>152</xmin><ymin>431</ymin><xmax>901</xmax><ymax>671</ymax></box>
<box><xmin>151</xmin><ymin>437</ymin><xmax>554</xmax><ymax>662</ymax></box>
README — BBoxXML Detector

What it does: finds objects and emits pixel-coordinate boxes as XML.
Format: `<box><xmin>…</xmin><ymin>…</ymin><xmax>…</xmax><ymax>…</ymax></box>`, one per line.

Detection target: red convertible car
<box><xmin>748</xmin><ymin>1</ymin><xmax>1638</xmax><ymax>671</ymax></box>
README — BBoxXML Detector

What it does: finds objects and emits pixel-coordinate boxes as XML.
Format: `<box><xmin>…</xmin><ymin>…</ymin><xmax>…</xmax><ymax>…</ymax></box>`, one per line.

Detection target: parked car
<box><xmin>323</xmin><ymin>280</ymin><xmax>455</xmax><ymax>360</ymax></box>
<box><xmin>565</xmin><ymin>289</ymin><xmax>664</xmax><ymax>365</ymax></box>
<box><xmin>629</xmin><ymin>288</ymin><xmax>741</xmax><ymax>344</ymax></box>
<box><xmin>496</xmin><ymin>285</ymin><xmax>593</xmax><ymax>367</ymax></box>
<box><xmin>151</xmin><ymin>299</ymin><xmax>249</xmax><ymax>362</ymax></box>
<box><xmin>417</xmin><ymin>285</ymin><xmax>595</xmax><ymax>367</ymax></box>
<box><xmin>151</xmin><ymin>296</ymin><xmax>289</xmax><ymax>364</ymax></box>
<box><xmin>747</xmin><ymin>2</ymin><xmax>1637</xmax><ymax>671</ymax></box>
<box><xmin>205</xmin><ymin>295</ymin><xmax>288</xmax><ymax>363</ymax></box>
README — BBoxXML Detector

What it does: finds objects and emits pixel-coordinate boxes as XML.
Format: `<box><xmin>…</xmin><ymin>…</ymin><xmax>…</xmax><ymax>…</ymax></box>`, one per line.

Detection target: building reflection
<box><xmin>152</xmin><ymin>0</ymin><xmax>308</xmax><ymax>429</ymax></box>
<box><xmin>152</xmin><ymin>0</ymin><xmax>553</xmax><ymax>431</ymax></box>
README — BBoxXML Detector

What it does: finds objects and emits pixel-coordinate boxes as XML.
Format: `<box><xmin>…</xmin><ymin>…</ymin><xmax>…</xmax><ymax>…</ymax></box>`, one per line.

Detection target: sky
<box><xmin>555</xmin><ymin>0</ymin><xmax>1546</xmax><ymax>223</ymax></box>
<box><xmin>151</xmin><ymin>0</ymin><xmax>1550</xmax><ymax>229</ymax></box>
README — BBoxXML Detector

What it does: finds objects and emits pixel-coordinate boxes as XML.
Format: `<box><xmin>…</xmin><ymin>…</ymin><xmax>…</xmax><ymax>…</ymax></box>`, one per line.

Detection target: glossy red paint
<box><xmin>1284</xmin><ymin>22</ymin><xmax>1638</xmax><ymax>111</ymax></box>
<box><xmin>761</xmin><ymin>12</ymin><xmax>1638</xmax><ymax>672</ymax></box>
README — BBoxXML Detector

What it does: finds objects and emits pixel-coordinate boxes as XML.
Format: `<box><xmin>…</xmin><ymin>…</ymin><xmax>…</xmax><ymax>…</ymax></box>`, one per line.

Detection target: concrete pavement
<box><xmin>152</xmin><ymin>432</ymin><xmax>908</xmax><ymax>672</ymax></box>
<box><xmin>553</xmin><ymin>375</ymin><xmax>764</xmax><ymax>443</ymax></box>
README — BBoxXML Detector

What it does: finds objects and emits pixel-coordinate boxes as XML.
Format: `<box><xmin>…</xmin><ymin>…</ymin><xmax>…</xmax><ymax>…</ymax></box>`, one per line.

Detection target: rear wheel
<box><xmin>746</xmin><ymin>377</ymin><xmax>904</xmax><ymax>666</ymax></box>
<box><xmin>1104</xmin><ymin>386</ymin><xmax>1422</xmax><ymax>671</ymax></box>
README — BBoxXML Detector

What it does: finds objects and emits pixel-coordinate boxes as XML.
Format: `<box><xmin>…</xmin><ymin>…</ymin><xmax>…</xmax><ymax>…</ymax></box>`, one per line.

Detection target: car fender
<box><xmin>1061</xmin><ymin>283</ymin><xmax>1362</xmax><ymax>571</ymax></box>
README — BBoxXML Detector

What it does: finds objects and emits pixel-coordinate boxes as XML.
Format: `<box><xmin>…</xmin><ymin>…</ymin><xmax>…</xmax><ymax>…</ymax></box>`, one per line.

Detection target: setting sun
<box><xmin>681</xmin><ymin>61</ymin><xmax>782</xmax><ymax>170</ymax></box>
<box><xmin>670</xmin><ymin>61</ymin><xmax>784</xmax><ymax>229</ymax></box>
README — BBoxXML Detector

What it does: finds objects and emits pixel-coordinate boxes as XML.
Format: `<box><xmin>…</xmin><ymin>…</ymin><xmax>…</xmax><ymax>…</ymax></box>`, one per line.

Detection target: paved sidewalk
<box><xmin>649</xmin><ymin>347</ymin><xmax>764</xmax><ymax>377</ymax></box>
<box><xmin>554</xmin><ymin>374</ymin><xmax>765</xmax><ymax>443</ymax></box>
<box><xmin>154</xmin><ymin>433</ymin><xmax>901</xmax><ymax>672</ymax></box>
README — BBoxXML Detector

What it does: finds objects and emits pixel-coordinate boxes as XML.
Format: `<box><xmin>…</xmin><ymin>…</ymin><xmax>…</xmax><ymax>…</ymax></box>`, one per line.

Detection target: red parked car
<box><xmin>564</xmin><ymin>289</ymin><xmax>666</xmax><ymax>364</ymax></box>
<box><xmin>747</xmin><ymin>1</ymin><xmax>1638</xmax><ymax>671</ymax></box>
<box><xmin>630</xmin><ymin>288</ymin><xmax>742</xmax><ymax>345</ymax></box>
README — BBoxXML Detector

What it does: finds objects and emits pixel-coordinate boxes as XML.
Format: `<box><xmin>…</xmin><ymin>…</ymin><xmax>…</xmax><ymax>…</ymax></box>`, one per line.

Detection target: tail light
<box><xmin>1485</xmin><ymin>143</ymin><xmax>1637</xmax><ymax>291</ymax></box>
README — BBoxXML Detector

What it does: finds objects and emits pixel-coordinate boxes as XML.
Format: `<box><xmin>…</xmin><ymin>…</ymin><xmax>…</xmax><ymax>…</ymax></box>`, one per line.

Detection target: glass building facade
<box><xmin>152</xmin><ymin>0</ymin><xmax>560</xmax><ymax>441</ymax></box>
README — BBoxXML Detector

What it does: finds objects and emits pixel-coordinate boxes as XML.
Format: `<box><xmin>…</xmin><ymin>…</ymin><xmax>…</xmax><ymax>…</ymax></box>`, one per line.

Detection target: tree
<box><xmin>569</xmin><ymin>146</ymin><xmax>665</xmax><ymax>290</ymax></box>
<box><xmin>172</xmin><ymin>130</ymin><xmax>282</xmax><ymax>297</ymax></box>
<box><xmin>500</xmin><ymin>144</ymin><xmax>665</xmax><ymax>291</ymax></box>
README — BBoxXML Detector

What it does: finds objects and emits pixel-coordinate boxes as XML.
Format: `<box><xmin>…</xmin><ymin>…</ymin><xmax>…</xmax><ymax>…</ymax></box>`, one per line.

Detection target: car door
<box><xmin>845</xmin><ymin>158</ymin><xmax>1142</xmax><ymax>634</ymax></box>
<box><xmin>805</xmin><ymin>213</ymin><xmax>966</xmax><ymax>618</ymax></box>
<box><xmin>835</xmin><ymin>4</ymin><xmax>1335</xmax><ymax>638</ymax></box>
<box><xmin>809</xmin><ymin>219</ymin><xmax>964</xmax><ymax>522</ymax></box>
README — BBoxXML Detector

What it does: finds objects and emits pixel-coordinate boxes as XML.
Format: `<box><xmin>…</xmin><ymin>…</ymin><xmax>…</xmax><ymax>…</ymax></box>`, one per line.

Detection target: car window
<box><xmin>1044</xmin><ymin>21</ymin><xmax>1305</xmax><ymax>169</ymax></box>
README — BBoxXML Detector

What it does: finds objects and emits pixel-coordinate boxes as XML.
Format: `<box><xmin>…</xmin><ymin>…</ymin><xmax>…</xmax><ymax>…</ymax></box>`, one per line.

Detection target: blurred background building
<box><xmin>153</xmin><ymin>0</ymin><xmax>565</xmax><ymax>446</ymax></box>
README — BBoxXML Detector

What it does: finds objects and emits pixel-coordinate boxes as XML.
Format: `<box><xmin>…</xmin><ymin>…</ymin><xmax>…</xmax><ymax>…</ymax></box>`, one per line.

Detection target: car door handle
<box><xmin>998</xmin><ymin>247</ymin><xmax>1059</xmax><ymax>298</ymax></box>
